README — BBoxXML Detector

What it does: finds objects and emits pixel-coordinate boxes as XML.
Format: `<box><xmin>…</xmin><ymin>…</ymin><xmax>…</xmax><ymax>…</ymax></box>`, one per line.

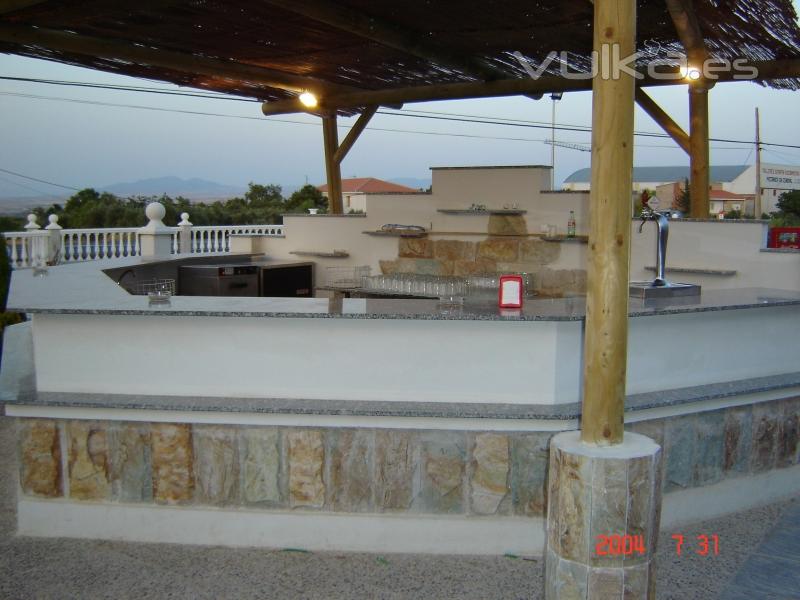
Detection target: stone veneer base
<box><xmin>546</xmin><ymin>431</ymin><xmax>662</xmax><ymax>599</ymax></box>
<box><xmin>16</xmin><ymin>464</ymin><xmax>800</xmax><ymax>555</ymax></box>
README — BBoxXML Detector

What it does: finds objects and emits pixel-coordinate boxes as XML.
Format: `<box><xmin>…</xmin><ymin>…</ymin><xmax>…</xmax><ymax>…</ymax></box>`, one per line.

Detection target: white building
<box><xmin>564</xmin><ymin>163</ymin><xmax>800</xmax><ymax>215</ymax></box>
<box><xmin>725</xmin><ymin>163</ymin><xmax>800</xmax><ymax>214</ymax></box>
<box><xmin>318</xmin><ymin>177</ymin><xmax>420</xmax><ymax>213</ymax></box>
<box><xmin>563</xmin><ymin>165</ymin><xmax>750</xmax><ymax>193</ymax></box>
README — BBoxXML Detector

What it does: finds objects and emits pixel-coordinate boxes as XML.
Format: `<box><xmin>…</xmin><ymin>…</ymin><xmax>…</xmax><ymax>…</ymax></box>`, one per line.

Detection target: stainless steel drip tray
<box><xmin>629</xmin><ymin>281</ymin><xmax>701</xmax><ymax>299</ymax></box>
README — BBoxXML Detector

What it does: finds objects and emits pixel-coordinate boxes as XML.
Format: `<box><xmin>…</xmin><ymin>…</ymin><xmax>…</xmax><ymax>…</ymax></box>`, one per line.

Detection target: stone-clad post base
<box><xmin>545</xmin><ymin>431</ymin><xmax>662</xmax><ymax>599</ymax></box>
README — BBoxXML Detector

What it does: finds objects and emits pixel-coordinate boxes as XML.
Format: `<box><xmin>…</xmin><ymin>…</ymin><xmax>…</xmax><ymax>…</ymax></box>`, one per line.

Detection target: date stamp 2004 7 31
<box><xmin>594</xmin><ymin>534</ymin><xmax>720</xmax><ymax>557</ymax></box>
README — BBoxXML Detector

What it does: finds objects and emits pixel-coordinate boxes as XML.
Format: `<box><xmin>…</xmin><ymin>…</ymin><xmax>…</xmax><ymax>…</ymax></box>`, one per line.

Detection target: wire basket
<box><xmin>325</xmin><ymin>265</ymin><xmax>371</xmax><ymax>289</ymax></box>
<box><xmin>133</xmin><ymin>278</ymin><xmax>176</xmax><ymax>302</ymax></box>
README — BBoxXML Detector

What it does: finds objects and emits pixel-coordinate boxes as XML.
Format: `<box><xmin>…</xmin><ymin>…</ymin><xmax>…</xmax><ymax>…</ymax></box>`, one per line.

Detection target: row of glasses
<box><xmin>361</xmin><ymin>272</ymin><xmax>534</xmax><ymax>302</ymax></box>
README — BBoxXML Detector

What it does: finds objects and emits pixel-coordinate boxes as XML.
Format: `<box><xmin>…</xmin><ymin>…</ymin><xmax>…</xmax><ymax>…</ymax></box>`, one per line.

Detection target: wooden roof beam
<box><xmin>334</xmin><ymin>105</ymin><xmax>378</xmax><ymax>165</ymax></box>
<box><xmin>665</xmin><ymin>0</ymin><xmax>710</xmax><ymax>67</ymax></box>
<box><xmin>0</xmin><ymin>22</ymin><xmax>357</xmax><ymax>96</ymax></box>
<box><xmin>635</xmin><ymin>88</ymin><xmax>690</xmax><ymax>154</ymax></box>
<box><xmin>262</xmin><ymin>58</ymin><xmax>800</xmax><ymax>115</ymax></box>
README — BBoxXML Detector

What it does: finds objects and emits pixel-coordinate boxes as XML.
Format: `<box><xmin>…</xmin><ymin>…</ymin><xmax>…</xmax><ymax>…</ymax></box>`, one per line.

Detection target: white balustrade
<box><xmin>4</xmin><ymin>219</ymin><xmax>284</xmax><ymax>267</ymax></box>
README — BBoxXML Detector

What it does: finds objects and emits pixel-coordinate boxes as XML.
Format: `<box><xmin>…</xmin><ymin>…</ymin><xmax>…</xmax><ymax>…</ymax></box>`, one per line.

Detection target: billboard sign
<box><xmin>760</xmin><ymin>164</ymin><xmax>800</xmax><ymax>190</ymax></box>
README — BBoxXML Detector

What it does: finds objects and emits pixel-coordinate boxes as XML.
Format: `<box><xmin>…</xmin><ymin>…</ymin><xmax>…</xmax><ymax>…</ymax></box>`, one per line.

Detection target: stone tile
<box><xmin>488</xmin><ymin>214</ymin><xmax>528</xmax><ymax>236</ymax></box>
<box><xmin>589</xmin><ymin>458</ymin><xmax>628</xmax><ymax>568</ymax></box>
<box><xmin>648</xmin><ymin>454</ymin><xmax>664</xmax><ymax>558</ymax></box>
<box><xmin>151</xmin><ymin>423</ymin><xmax>194</xmax><ymax>505</ymax></box>
<box><xmin>545</xmin><ymin>547</ymin><xmax>558</xmax><ymax>600</ymax></box>
<box><xmin>626</xmin><ymin>454</ymin><xmax>657</xmax><ymax>567</ymax></box>
<box><xmin>398</xmin><ymin>237</ymin><xmax>432</xmax><ymax>258</ymax></box>
<box><xmin>751</xmin><ymin>402</ymin><xmax>779</xmax><ymax>472</ymax></box>
<box><xmin>379</xmin><ymin>259</ymin><xmax>399</xmax><ymax>275</ymax></box>
<box><xmin>287</xmin><ymin>429</ymin><xmax>325</xmax><ymax>508</ymax></box>
<box><xmin>193</xmin><ymin>425</ymin><xmax>239</xmax><ymax>505</ymax></box>
<box><xmin>68</xmin><ymin>421</ymin><xmax>111</xmax><ymax>501</ymax></box>
<box><xmin>622</xmin><ymin>562</ymin><xmax>651</xmax><ymax>599</ymax></box>
<box><xmin>415</xmin><ymin>431</ymin><xmax>465</xmax><ymax>514</ymax></box>
<box><xmin>433</xmin><ymin>240</ymin><xmax>477</xmax><ymax>261</ymax></box>
<box><xmin>537</xmin><ymin>269</ymin><xmax>587</xmax><ymax>296</ymax></box>
<box><xmin>378</xmin><ymin>258</ymin><xmax>417</xmax><ymax>275</ymax></box>
<box><xmin>329</xmin><ymin>429</ymin><xmax>373</xmax><ymax>512</ymax></box>
<box><xmin>412</xmin><ymin>258</ymin><xmax>451</xmax><ymax>276</ymax></box>
<box><xmin>477</xmin><ymin>239</ymin><xmax>519</xmax><ymax>262</ymax></box>
<box><xmin>510</xmin><ymin>432</ymin><xmax>551</xmax><ymax>517</ymax></box>
<box><xmin>554</xmin><ymin>556</ymin><xmax>588</xmax><ymax>600</ymax></box>
<box><xmin>108</xmin><ymin>423</ymin><xmax>152</xmax><ymax>503</ymax></box>
<box><xmin>693</xmin><ymin>411</ymin><xmax>724</xmax><ymax>486</ymax></box>
<box><xmin>469</xmin><ymin>433</ymin><xmax>509</xmax><ymax>515</ymax></box>
<box><xmin>723</xmin><ymin>406</ymin><xmax>753</xmax><ymax>475</ymax></box>
<box><xmin>374</xmin><ymin>430</ymin><xmax>415</xmax><ymax>511</ymax></box>
<box><xmin>627</xmin><ymin>419</ymin><xmax>664</xmax><ymax>449</ymax></box>
<box><xmin>18</xmin><ymin>419</ymin><xmax>62</xmax><ymax>498</ymax></box>
<box><xmin>547</xmin><ymin>444</ymin><xmax>563</xmax><ymax>555</ymax></box>
<box><xmin>555</xmin><ymin>449</ymin><xmax>592</xmax><ymax>563</ymax></box>
<box><xmin>587</xmin><ymin>567</ymin><xmax>623</xmax><ymax>599</ymax></box>
<box><xmin>452</xmin><ymin>258</ymin><xmax>497</xmax><ymax>276</ymax></box>
<box><xmin>663</xmin><ymin>414</ymin><xmax>695</xmax><ymax>492</ymax></box>
<box><xmin>776</xmin><ymin>399</ymin><xmax>799</xmax><ymax>468</ymax></box>
<box><xmin>240</xmin><ymin>428</ymin><xmax>283</xmax><ymax>506</ymax></box>
<box><xmin>519</xmin><ymin>239</ymin><xmax>560</xmax><ymax>265</ymax></box>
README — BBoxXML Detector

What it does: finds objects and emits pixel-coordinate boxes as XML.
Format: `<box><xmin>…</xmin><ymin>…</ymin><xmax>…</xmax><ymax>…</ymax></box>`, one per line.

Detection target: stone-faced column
<box><xmin>546</xmin><ymin>431</ymin><xmax>662</xmax><ymax>599</ymax></box>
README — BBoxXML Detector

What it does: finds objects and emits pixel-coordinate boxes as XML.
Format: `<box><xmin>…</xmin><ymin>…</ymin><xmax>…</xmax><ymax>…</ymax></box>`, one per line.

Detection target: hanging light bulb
<box><xmin>680</xmin><ymin>64</ymin><xmax>702</xmax><ymax>81</ymax></box>
<box><xmin>299</xmin><ymin>91</ymin><xmax>318</xmax><ymax>108</ymax></box>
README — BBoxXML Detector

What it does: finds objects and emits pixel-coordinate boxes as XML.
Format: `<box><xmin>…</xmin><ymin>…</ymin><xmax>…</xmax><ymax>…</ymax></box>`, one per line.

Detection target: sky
<box><xmin>1</xmin><ymin>41</ymin><xmax>799</xmax><ymax>199</ymax></box>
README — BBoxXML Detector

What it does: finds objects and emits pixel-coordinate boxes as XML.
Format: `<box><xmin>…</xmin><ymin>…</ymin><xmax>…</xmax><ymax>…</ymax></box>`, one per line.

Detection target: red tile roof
<box><xmin>317</xmin><ymin>177</ymin><xmax>420</xmax><ymax>194</ymax></box>
<box><xmin>709</xmin><ymin>190</ymin><xmax>754</xmax><ymax>200</ymax></box>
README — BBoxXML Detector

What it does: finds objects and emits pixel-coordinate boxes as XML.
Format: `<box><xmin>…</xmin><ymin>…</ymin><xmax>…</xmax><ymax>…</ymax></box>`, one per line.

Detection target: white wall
<box><xmin>31</xmin><ymin>313</ymin><xmax>584</xmax><ymax>405</ymax></box>
<box><xmin>630</xmin><ymin>220</ymin><xmax>800</xmax><ymax>291</ymax></box>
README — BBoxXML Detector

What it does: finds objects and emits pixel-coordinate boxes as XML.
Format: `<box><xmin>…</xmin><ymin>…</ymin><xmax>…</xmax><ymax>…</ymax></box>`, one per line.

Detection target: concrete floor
<box><xmin>0</xmin><ymin>415</ymin><xmax>794</xmax><ymax>600</ymax></box>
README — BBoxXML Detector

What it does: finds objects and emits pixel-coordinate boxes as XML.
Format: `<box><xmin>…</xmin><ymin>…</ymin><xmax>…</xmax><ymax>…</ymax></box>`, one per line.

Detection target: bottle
<box><xmin>567</xmin><ymin>210</ymin><xmax>576</xmax><ymax>238</ymax></box>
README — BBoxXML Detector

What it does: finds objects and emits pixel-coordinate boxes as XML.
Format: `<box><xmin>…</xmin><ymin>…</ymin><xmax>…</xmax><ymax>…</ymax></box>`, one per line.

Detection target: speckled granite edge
<box><xmin>3</xmin><ymin>307</ymin><xmax>586</xmax><ymax>321</ymax></box>
<box><xmin>10</xmin><ymin>296</ymin><xmax>800</xmax><ymax>320</ymax></box>
<box><xmin>760</xmin><ymin>247</ymin><xmax>800</xmax><ymax>254</ymax></box>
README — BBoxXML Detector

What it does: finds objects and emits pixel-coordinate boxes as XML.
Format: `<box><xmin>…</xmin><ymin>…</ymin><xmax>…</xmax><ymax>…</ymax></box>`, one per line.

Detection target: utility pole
<box><xmin>754</xmin><ymin>107</ymin><xmax>762</xmax><ymax>218</ymax></box>
<box><xmin>550</xmin><ymin>93</ymin><xmax>563</xmax><ymax>189</ymax></box>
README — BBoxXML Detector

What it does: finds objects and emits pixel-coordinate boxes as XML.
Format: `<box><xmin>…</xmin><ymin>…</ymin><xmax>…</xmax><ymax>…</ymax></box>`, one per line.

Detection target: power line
<box><xmin>0</xmin><ymin>90</ymin><xmax>754</xmax><ymax>151</ymax></box>
<box><xmin>0</xmin><ymin>166</ymin><xmax>79</xmax><ymax>190</ymax></box>
<box><xmin>0</xmin><ymin>75</ymin><xmax>781</xmax><ymax>144</ymax></box>
<box><xmin>0</xmin><ymin>174</ymin><xmax>65</xmax><ymax>199</ymax></box>
<box><xmin>0</xmin><ymin>75</ymin><xmax>259</xmax><ymax>101</ymax></box>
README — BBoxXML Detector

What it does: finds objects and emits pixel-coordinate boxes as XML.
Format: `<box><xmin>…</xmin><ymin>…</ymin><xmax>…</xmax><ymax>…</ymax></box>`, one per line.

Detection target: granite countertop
<box><xmin>7</xmin><ymin>255</ymin><xmax>800</xmax><ymax>321</ymax></box>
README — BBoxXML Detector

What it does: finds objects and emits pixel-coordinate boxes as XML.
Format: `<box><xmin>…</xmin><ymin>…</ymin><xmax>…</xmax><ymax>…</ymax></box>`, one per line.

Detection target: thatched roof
<box><xmin>1</xmin><ymin>0</ymin><xmax>799</xmax><ymax>113</ymax></box>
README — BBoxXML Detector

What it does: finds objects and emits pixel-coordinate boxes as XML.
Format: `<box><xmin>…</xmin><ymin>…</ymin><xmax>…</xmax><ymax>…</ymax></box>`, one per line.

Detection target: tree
<box><xmin>770</xmin><ymin>190</ymin><xmax>800</xmax><ymax>226</ymax></box>
<box><xmin>675</xmin><ymin>178</ymin><xmax>691</xmax><ymax>215</ymax></box>
<box><xmin>285</xmin><ymin>184</ymin><xmax>327</xmax><ymax>214</ymax></box>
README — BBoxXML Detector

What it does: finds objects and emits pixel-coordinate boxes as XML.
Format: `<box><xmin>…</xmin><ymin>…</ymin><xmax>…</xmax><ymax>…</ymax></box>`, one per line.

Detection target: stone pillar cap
<box><xmin>140</xmin><ymin>202</ymin><xmax>171</xmax><ymax>233</ymax></box>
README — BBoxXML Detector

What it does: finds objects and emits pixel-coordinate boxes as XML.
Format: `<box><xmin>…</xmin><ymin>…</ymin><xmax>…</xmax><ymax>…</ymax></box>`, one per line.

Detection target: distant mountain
<box><xmin>388</xmin><ymin>177</ymin><xmax>431</xmax><ymax>191</ymax></box>
<box><xmin>100</xmin><ymin>176</ymin><xmax>246</xmax><ymax>200</ymax></box>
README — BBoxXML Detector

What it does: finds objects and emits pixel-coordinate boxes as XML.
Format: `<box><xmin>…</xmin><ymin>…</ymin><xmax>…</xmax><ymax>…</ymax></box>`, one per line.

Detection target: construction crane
<box><xmin>544</xmin><ymin>139</ymin><xmax>591</xmax><ymax>152</ymax></box>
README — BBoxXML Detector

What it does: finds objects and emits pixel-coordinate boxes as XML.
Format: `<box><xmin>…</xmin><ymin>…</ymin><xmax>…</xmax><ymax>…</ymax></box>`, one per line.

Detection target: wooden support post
<box><xmin>635</xmin><ymin>88</ymin><xmax>690</xmax><ymax>154</ymax></box>
<box><xmin>581</xmin><ymin>0</ymin><xmax>636</xmax><ymax>446</ymax></box>
<box><xmin>689</xmin><ymin>85</ymin><xmax>710</xmax><ymax>218</ymax></box>
<box><xmin>322</xmin><ymin>113</ymin><xmax>343</xmax><ymax>214</ymax></box>
<box><xmin>334</xmin><ymin>105</ymin><xmax>378</xmax><ymax>164</ymax></box>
